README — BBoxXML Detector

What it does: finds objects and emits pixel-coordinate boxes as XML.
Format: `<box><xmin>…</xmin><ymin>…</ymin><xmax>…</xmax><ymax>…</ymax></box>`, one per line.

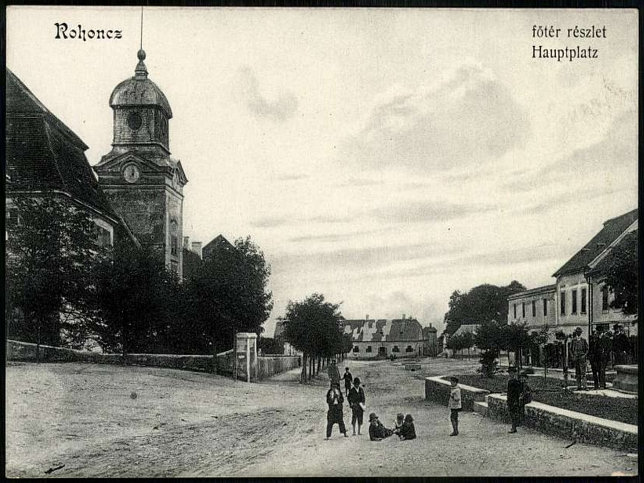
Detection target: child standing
<box><xmin>448</xmin><ymin>376</ymin><xmax>461</xmax><ymax>436</ymax></box>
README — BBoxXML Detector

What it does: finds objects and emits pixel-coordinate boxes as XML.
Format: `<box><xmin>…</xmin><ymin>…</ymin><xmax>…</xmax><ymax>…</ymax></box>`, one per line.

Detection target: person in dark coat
<box><xmin>612</xmin><ymin>325</ymin><xmax>630</xmax><ymax>365</ymax></box>
<box><xmin>570</xmin><ymin>327</ymin><xmax>589</xmax><ymax>390</ymax></box>
<box><xmin>368</xmin><ymin>413</ymin><xmax>393</xmax><ymax>441</ymax></box>
<box><xmin>588</xmin><ymin>330</ymin><xmax>601</xmax><ymax>390</ymax></box>
<box><xmin>399</xmin><ymin>414</ymin><xmax>416</xmax><ymax>440</ymax></box>
<box><xmin>343</xmin><ymin>367</ymin><xmax>353</xmax><ymax>396</ymax></box>
<box><xmin>327</xmin><ymin>359</ymin><xmax>341</xmax><ymax>386</ymax></box>
<box><xmin>597</xmin><ymin>325</ymin><xmax>612</xmax><ymax>389</ymax></box>
<box><xmin>507</xmin><ymin>367</ymin><xmax>523</xmax><ymax>433</ymax></box>
<box><xmin>325</xmin><ymin>382</ymin><xmax>348</xmax><ymax>439</ymax></box>
<box><xmin>347</xmin><ymin>377</ymin><xmax>365</xmax><ymax>436</ymax></box>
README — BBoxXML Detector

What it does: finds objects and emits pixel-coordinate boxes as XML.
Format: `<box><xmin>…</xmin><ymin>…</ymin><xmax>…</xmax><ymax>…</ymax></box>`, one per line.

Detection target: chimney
<box><xmin>429</xmin><ymin>323</ymin><xmax>432</xmax><ymax>328</ymax></box>
<box><xmin>402</xmin><ymin>314</ymin><xmax>406</xmax><ymax>320</ymax></box>
<box><xmin>192</xmin><ymin>242</ymin><xmax>203</xmax><ymax>259</ymax></box>
<box><xmin>365</xmin><ymin>314</ymin><xmax>369</xmax><ymax>321</ymax></box>
<box><xmin>183</xmin><ymin>236</ymin><xmax>190</xmax><ymax>249</ymax></box>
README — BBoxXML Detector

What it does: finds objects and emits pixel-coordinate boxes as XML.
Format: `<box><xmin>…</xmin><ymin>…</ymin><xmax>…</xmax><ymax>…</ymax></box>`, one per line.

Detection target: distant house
<box><xmin>507</xmin><ymin>284</ymin><xmax>556</xmax><ymax>333</ymax></box>
<box><xmin>203</xmin><ymin>234</ymin><xmax>235</xmax><ymax>261</ymax></box>
<box><xmin>450</xmin><ymin>323</ymin><xmax>481</xmax><ymax>357</ymax></box>
<box><xmin>342</xmin><ymin>316</ymin><xmax>424</xmax><ymax>359</ymax></box>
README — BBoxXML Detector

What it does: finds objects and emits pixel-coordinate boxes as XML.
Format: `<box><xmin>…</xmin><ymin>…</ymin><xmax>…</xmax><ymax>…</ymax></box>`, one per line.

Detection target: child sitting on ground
<box><xmin>368</xmin><ymin>412</ymin><xmax>394</xmax><ymax>441</ymax></box>
<box><xmin>399</xmin><ymin>414</ymin><xmax>416</xmax><ymax>440</ymax></box>
<box><xmin>393</xmin><ymin>413</ymin><xmax>404</xmax><ymax>435</ymax></box>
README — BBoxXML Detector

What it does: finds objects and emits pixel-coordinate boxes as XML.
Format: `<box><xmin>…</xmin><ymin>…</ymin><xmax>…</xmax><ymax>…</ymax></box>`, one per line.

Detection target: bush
<box><xmin>477</xmin><ymin>349</ymin><xmax>499</xmax><ymax>378</ymax></box>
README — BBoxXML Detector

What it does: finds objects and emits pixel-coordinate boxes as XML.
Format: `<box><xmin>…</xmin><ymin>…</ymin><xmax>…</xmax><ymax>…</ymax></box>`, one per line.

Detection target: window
<box><xmin>366</xmin><ymin>346</ymin><xmax>372</xmax><ymax>353</ymax></box>
<box><xmin>560</xmin><ymin>291</ymin><xmax>566</xmax><ymax>315</ymax></box>
<box><xmin>352</xmin><ymin>346</ymin><xmax>359</xmax><ymax>353</ymax></box>
<box><xmin>405</xmin><ymin>345</ymin><xmax>414</xmax><ymax>352</ymax></box>
<box><xmin>543</xmin><ymin>299</ymin><xmax>548</xmax><ymax>317</ymax></box>
<box><xmin>602</xmin><ymin>285</ymin><xmax>609</xmax><ymax>311</ymax></box>
<box><xmin>171</xmin><ymin>235</ymin><xmax>178</xmax><ymax>256</ymax></box>
<box><xmin>522</xmin><ymin>302</ymin><xmax>525</xmax><ymax>318</ymax></box>
<box><xmin>513</xmin><ymin>304</ymin><xmax>517</xmax><ymax>318</ymax></box>
<box><xmin>581</xmin><ymin>288</ymin><xmax>587</xmax><ymax>314</ymax></box>
<box><xmin>571</xmin><ymin>289</ymin><xmax>577</xmax><ymax>314</ymax></box>
<box><xmin>532</xmin><ymin>300</ymin><xmax>536</xmax><ymax>318</ymax></box>
<box><xmin>392</xmin><ymin>346</ymin><xmax>400</xmax><ymax>353</ymax></box>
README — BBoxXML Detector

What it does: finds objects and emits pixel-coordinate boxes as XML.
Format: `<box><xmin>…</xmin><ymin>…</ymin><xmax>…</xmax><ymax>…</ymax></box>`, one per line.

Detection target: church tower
<box><xmin>95</xmin><ymin>49</ymin><xmax>188</xmax><ymax>277</ymax></box>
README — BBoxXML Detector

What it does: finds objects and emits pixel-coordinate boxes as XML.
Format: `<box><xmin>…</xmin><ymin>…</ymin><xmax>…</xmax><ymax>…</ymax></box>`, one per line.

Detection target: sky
<box><xmin>7</xmin><ymin>7</ymin><xmax>638</xmax><ymax>337</ymax></box>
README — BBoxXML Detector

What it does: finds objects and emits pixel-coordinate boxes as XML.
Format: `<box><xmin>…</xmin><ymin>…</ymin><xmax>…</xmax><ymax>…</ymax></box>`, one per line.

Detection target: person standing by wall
<box><xmin>570</xmin><ymin>327</ymin><xmax>588</xmax><ymax>390</ymax></box>
<box><xmin>612</xmin><ymin>325</ymin><xmax>630</xmax><ymax>365</ymax></box>
<box><xmin>325</xmin><ymin>382</ymin><xmax>348</xmax><ymax>439</ymax></box>
<box><xmin>448</xmin><ymin>376</ymin><xmax>461</xmax><ymax>436</ymax></box>
<box><xmin>597</xmin><ymin>325</ymin><xmax>611</xmax><ymax>389</ymax></box>
<box><xmin>347</xmin><ymin>377</ymin><xmax>365</xmax><ymax>436</ymax></box>
<box><xmin>507</xmin><ymin>367</ymin><xmax>522</xmax><ymax>433</ymax></box>
<box><xmin>588</xmin><ymin>330</ymin><xmax>601</xmax><ymax>390</ymax></box>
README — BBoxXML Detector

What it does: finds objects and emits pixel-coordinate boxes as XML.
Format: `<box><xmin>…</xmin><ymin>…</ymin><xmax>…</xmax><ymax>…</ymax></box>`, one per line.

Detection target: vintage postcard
<box><xmin>5</xmin><ymin>5</ymin><xmax>638</xmax><ymax>478</ymax></box>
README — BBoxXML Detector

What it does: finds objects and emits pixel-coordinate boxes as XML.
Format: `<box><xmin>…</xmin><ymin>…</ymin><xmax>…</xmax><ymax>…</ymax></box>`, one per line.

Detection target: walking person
<box><xmin>347</xmin><ymin>377</ymin><xmax>365</xmax><ymax>436</ymax></box>
<box><xmin>343</xmin><ymin>367</ymin><xmax>353</xmax><ymax>397</ymax></box>
<box><xmin>325</xmin><ymin>382</ymin><xmax>348</xmax><ymax>439</ymax></box>
<box><xmin>327</xmin><ymin>359</ymin><xmax>341</xmax><ymax>386</ymax></box>
<box><xmin>570</xmin><ymin>327</ymin><xmax>588</xmax><ymax>390</ymax></box>
<box><xmin>507</xmin><ymin>367</ymin><xmax>522</xmax><ymax>433</ymax></box>
<box><xmin>448</xmin><ymin>376</ymin><xmax>461</xmax><ymax>436</ymax></box>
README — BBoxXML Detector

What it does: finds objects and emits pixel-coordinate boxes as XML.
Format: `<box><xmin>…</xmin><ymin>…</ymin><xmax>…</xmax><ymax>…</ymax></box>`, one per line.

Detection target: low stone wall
<box><xmin>486</xmin><ymin>394</ymin><xmax>638</xmax><ymax>451</ymax></box>
<box><xmin>257</xmin><ymin>355</ymin><xmax>300</xmax><ymax>380</ymax></box>
<box><xmin>425</xmin><ymin>376</ymin><xmax>490</xmax><ymax>411</ymax></box>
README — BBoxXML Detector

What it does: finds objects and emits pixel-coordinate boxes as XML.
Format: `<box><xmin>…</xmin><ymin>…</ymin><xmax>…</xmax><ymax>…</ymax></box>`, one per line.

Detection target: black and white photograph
<box><xmin>5</xmin><ymin>5</ymin><xmax>639</xmax><ymax>478</ymax></box>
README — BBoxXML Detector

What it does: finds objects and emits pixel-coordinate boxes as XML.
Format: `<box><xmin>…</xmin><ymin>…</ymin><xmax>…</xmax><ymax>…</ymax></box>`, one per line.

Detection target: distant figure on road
<box><xmin>343</xmin><ymin>367</ymin><xmax>353</xmax><ymax>396</ymax></box>
<box><xmin>399</xmin><ymin>414</ymin><xmax>416</xmax><ymax>440</ymax></box>
<box><xmin>448</xmin><ymin>376</ymin><xmax>461</xmax><ymax>436</ymax></box>
<box><xmin>347</xmin><ymin>377</ymin><xmax>365</xmax><ymax>436</ymax></box>
<box><xmin>325</xmin><ymin>382</ymin><xmax>348</xmax><ymax>439</ymax></box>
<box><xmin>368</xmin><ymin>413</ymin><xmax>393</xmax><ymax>441</ymax></box>
<box><xmin>328</xmin><ymin>359</ymin><xmax>341</xmax><ymax>386</ymax></box>
<box><xmin>570</xmin><ymin>327</ymin><xmax>589</xmax><ymax>390</ymax></box>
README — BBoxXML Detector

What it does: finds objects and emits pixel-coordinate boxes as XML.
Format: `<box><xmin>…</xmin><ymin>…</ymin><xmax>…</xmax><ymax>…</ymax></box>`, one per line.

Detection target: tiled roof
<box><xmin>203</xmin><ymin>234</ymin><xmax>235</xmax><ymax>260</ymax></box>
<box><xmin>553</xmin><ymin>209</ymin><xmax>638</xmax><ymax>278</ymax></box>
<box><xmin>508</xmin><ymin>284</ymin><xmax>556</xmax><ymax>300</ymax></box>
<box><xmin>6</xmin><ymin>69</ymin><xmax>118</xmax><ymax>220</ymax></box>
<box><xmin>342</xmin><ymin>318</ymin><xmax>423</xmax><ymax>342</ymax></box>
<box><xmin>587</xmin><ymin>228</ymin><xmax>638</xmax><ymax>276</ymax></box>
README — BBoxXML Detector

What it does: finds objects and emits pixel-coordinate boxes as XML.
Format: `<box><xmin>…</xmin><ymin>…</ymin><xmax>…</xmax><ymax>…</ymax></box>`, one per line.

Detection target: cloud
<box><xmin>371</xmin><ymin>200</ymin><xmax>493</xmax><ymax>224</ymax></box>
<box><xmin>238</xmin><ymin>66</ymin><xmax>298</xmax><ymax>121</ymax></box>
<box><xmin>342</xmin><ymin>63</ymin><xmax>530</xmax><ymax>173</ymax></box>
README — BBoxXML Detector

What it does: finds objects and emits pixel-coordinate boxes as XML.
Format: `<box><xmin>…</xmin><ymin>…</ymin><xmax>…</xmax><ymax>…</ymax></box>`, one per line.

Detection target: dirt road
<box><xmin>5</xmin><ymin>358</ymin><xmax>638</xmax><ymax>477</ymax></box>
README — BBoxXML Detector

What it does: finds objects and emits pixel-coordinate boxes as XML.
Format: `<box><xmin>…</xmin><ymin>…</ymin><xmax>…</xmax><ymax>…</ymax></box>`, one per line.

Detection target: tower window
<box><xmin>127</xmin><ymin>111</ymin><xmax>143</xmax><ymax>131</ymax></box>
<box><xmin>171</xmin><ymin>235</ymin><xmax>178</xmax><ymax>256</ymax></box>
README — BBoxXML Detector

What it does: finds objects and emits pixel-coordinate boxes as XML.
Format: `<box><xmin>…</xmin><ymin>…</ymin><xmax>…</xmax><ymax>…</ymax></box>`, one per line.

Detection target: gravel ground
<box><xmin>5</xmin><ymin>359</ymin><xmax>638</xmax><ymax>478</ymax></box>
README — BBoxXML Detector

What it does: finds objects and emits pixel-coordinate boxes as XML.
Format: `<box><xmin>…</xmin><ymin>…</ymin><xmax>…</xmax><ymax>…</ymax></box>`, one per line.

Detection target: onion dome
<box><xmin>109</xmin><ymin>49</ymin><xmax>173</xmax><ymax>118</ymax></box>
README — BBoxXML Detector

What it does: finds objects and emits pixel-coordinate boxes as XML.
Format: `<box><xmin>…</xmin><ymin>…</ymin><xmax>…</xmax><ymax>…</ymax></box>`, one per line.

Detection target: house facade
<box><xmin>508</xmin><ymin>209</ymin><xmax>638</xmax><ymax>338</ymax></box>
<box><xmin>342</xmin><ymin>317</ymin><xmax>424</xmax><ymax>359</ymax></box>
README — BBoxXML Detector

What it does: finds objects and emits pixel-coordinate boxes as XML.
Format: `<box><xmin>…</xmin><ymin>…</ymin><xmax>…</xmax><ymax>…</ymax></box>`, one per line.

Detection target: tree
<box><xmin>474</xmin><ymin>319</ymin><xmax>505</xmax><ymax>377</ymax></box>
<box><xmin>93</xmin><ymin>240</ymin><xmax>180</xmax><ymax>356</ymax></box>
<box><xmin>443</xmin><ymin>281</ymin><xmax>526</xmax><ymax>335</ymax></box>
<box><xmin>6</xmin><ymin>195</ymin><xmax>106</xmax><ymax>357</ymax></box>
<box><xmin>187</xmin><ymin>236</ymin><xmax>273</xmax><ymax>354</ymax></box>
<box><xmin>283</xmin><ymin>293</ymin><xmax>343</xmax><ymax>383</ymax></box>
<box><xmin>602</xmin><ymin>231</ymin><xmax>638</xmax><ymax>316</ymax></box>
<box><xmin>258</xmin><ymin>337</ymin><xmax>284</xmax><ymax>355</ymax></box>
<box><xmin>502</xmin><ymin>323</ymin><xmax>531</xmax><ymax>370</ymax></box>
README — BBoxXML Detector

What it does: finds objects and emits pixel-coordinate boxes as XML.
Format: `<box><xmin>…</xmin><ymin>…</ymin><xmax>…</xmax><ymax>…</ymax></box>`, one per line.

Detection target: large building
<box><xmin>342</xmin><ymin>316</ymin><xmax>425</xmax><ymax>359</ymax></box>
<box><xmin>94</xmin><ymin>49</ymin><xmax>188</xmax><ymax>277</ymax></box>
<box><xmin>508</xmin><ymin>209</ymin><xmax>638</xmax><ymax>338</ymax></box>
<box><xmin>6</xmin><ymin>69</ymin><xmax>129</xmax><ymax>247</ymax></box>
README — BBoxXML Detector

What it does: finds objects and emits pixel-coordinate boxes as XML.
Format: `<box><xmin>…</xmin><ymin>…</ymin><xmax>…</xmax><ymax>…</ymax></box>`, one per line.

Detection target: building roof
<box><xmin>203</xmin><ymin>234</ymin><xmax>235</xmax><ymax>259</ymax></box>
<box><xmin>508</xmin><ymin>284</ymin><xmax>556</xmax><ymax>300</ymax></box>
<box><xmin>587</xmin><ymin>228</ymin><xmax>638</xmax><ymax>277</ymax></box>
<box><xmin>109</xmin><ymin>50</ymin><xmax>173</xmax><ymax>118</ymax></box>
<box><xmin>452</xmin><ymin>324</ymin><xmax>480</xmax><ymax>337</ymax></box>
<box><xmin>6</xmin><ymin>69</ymin><xmax>118</xmax><ymax>221</ymax></box>
<box><xmin>553</xmin><ymin>209</ymin><xmax>638</xmax><ymax>278</ymax></box>
<box><xmin>342</xmin><ymin>318</ymin><xmax>423</xmax><ymax>342</ymax></box>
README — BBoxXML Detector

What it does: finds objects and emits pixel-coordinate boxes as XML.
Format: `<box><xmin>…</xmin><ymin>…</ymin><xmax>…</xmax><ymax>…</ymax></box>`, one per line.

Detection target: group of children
<box><xmin>325</xmin><ymin>364</ymin><xmax>417</xmax><ymax>441</ymax></box>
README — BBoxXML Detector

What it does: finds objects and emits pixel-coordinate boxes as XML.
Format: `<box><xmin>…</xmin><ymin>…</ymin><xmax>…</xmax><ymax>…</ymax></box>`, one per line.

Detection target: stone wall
<box><xmin>424</xmin><ymin>376</ymin><xmax>490</xmax><ymax>411</ymax></box>
<box><xmin>486</xmin><ymin>394</ymin><xmax>638</xmax><ymax>451</ymax></box>
<box><xmin>257</xmin><ymin>355</ymin><xmax>301</xmax><ymax>380</ymax></box>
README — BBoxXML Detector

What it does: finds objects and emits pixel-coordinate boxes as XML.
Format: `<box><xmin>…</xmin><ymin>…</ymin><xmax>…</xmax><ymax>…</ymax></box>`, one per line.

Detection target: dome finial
<box><xmin>134</xmin><ymin>7</ymin><xmax>147</xmax><ymax>79</ymax></box>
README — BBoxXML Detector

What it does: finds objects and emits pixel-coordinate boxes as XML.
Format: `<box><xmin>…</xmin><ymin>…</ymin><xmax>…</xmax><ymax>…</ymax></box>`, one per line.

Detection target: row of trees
<box><xmin>281</xmin><ymin>293</ymin><xmax>352</xmax><ymax>383</ymax></box>
<box><xmin>6</xmin><ymin>196</ymin><xmax>273</xmax><ymax>357</ymax></box>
